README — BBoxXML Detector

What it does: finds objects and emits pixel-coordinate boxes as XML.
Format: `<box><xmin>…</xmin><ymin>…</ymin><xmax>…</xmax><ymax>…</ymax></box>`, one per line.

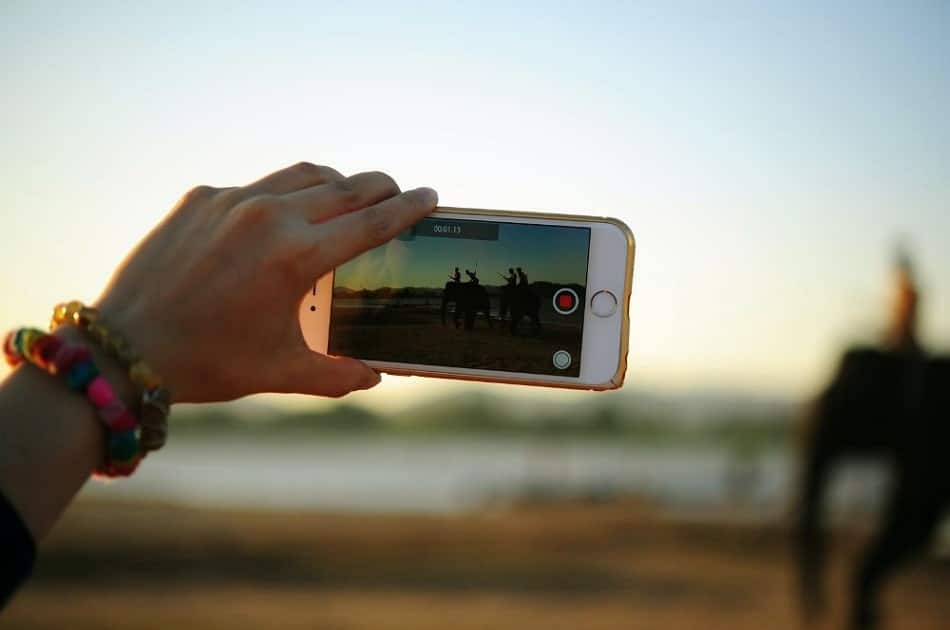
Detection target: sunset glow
<box><xmin>2</xmin><ymin>2</ymin><xmax>948</xmax><ymax>404</ymax></box>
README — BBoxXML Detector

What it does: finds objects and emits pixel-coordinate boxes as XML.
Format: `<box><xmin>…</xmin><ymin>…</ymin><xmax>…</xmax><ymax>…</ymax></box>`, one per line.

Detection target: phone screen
<box><xmin>328</xmin><ymin>217</ymin><xmax>591</xmax><ymax>376</ymax></box>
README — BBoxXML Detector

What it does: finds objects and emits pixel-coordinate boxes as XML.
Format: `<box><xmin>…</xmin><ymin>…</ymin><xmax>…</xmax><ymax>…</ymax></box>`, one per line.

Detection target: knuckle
<box><xmin>215</xmin><ymin>186</ymin><xmax>242</xmax><ymax>207</ymax></box>
<box><xmin>367</xmin><ymin>170</ymin><xmax>399</xmax><ymax>196</ymax></box>
<box><xmin>332</xmin><ymin>178</ymin><xmax>362</xmax><ymax>207</ymax></box>
<box><xmin>180</xmin><ymin>184</ymin><xmax>218</xmax><ymax>206</ymax></box>
<box><xmin>233</xmin><ymin>194</ymin><xmax>282</xmax><ymax>227</ymax></box>
<box><xmin>291</xmin><ymin>161</ymin><xmax>337</xmax><ymax>181</ymax></box>
<box><xmin>332</xmin><ymin>177</ymin><xmax>355</xmax><ymax>194</ymax></box>
<box><xmin>308</xmin><ymin>163</ymin><xmax>342</xmax><ymax>182</ymax></box>
<box><xmin>317</xmin><ymin>165</ymin><xmax>344</xmax><ymax>181</ymax></box>
<box><xmin>325</xmin><ymin>386</ymin><xmax>349</xmax><ymax>399</ymax></box>
<box><xmin>292</xmin><ymin>161</ymin><xmax>320</xmax><ymax>174</ymax></box>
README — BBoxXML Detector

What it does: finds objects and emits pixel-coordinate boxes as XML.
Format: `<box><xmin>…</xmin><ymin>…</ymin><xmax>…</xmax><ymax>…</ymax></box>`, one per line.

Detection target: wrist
<box><xmin>91</xmin><ymin>297</ymin><xmax>180</xmax><ymax>399</ymax></box>
<box><xmin>53</xmin><ymin>326</ymin><xmax>138</xmax><ymax>411</ymax></box>
<box><xmin>54</xmin><ymin>300</ymin><xmax>171</xmax><ymax>451</ymax></box>
<box><xmin>0</xmin><ymin>326</ymin><xmax>137</xmax><ymax>538</ymax></box>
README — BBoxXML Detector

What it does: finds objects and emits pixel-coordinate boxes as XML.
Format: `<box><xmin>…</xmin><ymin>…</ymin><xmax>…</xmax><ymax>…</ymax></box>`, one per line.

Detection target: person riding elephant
<box><xmin>796</xmin><ymin>248</ymin><xmax>947</xmax><ymax>630</ymax></box>
<box><xmin>441</xmin><ymin>281</ymin><xmax>491</xmax><ymax>330</ymax></box>
<box><xmin>499</xmin><ymin>268</ymin><xmax>517</xmax><ymax>320</ymax></box>
<box><xmin>501</xmin><ymin>268</ymin><xmax>540</xmax><ymax>335</ymax></box>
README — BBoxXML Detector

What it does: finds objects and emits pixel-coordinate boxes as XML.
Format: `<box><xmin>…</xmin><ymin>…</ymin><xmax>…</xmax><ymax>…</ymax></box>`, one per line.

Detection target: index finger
<box><xmin>306</xmin><ymin>187</ymin><xmax>438</xmax><ymax>273</ymax></box>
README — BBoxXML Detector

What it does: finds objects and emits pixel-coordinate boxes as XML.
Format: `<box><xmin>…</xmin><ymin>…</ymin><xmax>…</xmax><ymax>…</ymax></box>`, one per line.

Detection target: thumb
<box><xmin>284</xmin><ymin>349</ymin><xmax>381</xmax><ymax>398</ymax></box>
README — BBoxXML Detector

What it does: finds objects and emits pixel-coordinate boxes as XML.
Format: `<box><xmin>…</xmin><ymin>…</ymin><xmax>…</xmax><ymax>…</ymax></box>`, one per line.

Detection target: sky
<box><xmin>335</xmin><ymin>221</ymin><xmax>591</xmax><ymax>290</ymax></box>
<box><xmin>1</xmin><ymin>2</ymin><xmax>948</xmax><ymax>409</ymax></box>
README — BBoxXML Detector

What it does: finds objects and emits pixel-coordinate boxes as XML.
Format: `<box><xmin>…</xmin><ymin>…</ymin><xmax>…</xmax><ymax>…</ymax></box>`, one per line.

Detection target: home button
<box><xmin>590</xmin><ymin>290</ymin><xmax>618</xmax><ymax>318</ymax></box>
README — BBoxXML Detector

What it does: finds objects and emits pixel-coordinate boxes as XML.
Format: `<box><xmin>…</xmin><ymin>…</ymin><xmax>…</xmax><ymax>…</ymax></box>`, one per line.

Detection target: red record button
<box><xmin>553</xmin><ymin>288</ymin><xmax>580</xmax><ymax>315</ymax></box>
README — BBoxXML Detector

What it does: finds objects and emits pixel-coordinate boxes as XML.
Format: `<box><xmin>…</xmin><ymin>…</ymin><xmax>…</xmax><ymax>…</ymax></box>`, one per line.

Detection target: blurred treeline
<box><xmin>172</xmin><ymin>389</ymin><xmax>795</xmax><ymax>451</ymax></box>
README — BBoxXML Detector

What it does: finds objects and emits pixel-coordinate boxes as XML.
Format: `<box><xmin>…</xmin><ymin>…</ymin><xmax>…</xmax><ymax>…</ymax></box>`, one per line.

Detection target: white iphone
<box><xmin>299</xmin><ymin>207</ymin><xmax>635</xmax><ymax>390</ymax></box>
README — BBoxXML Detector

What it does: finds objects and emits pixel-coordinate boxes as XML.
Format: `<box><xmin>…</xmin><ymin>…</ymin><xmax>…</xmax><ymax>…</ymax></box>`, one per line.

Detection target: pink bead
<box><xmin>86</xmin><ymin>376</ymin><xmax>116</xmax><ymax>407</ymax></box>
<box><xmin>98</xmin><ymin>400</ymin><xmax>125</xmax><ymax>426</ymax></box>
<box><xmin>109</xmin><ymin>410</ymin><xmax>137</xmax><ymax>432</ymax></box>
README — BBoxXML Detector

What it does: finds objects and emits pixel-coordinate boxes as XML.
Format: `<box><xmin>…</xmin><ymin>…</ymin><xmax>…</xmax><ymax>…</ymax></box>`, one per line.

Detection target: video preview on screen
<box><xmin>328</xmin><ymin>217</ymin><xmax>591</xmax><ymax>377</ymax></box>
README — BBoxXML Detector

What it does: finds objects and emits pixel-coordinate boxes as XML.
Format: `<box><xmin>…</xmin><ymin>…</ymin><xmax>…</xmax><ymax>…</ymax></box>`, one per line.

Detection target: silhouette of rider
<box><xmin>449</xmin><ymin>267</ymin><xmax>461</xmax><ymax>284</ymax></box>
<box><xmin>497</xmin><ymin>267</ymin><xmax>516</xmax><ymax>321</ymax></box>
<box><xmin>517</xmin><ymin>267</ymin><xmax>528</xmax><ymax>287</ymax></box>
<box><xmin>886</xmin><ymin>245</ymin><xmax>926</xmax><ymax>468</ymax></box>
<box><xmin>465</xmin><ymin>269</ymin><xmax>479</xmax><ymax>285</ymax></box>
<box><xmin>886</xmin><ymin>248</ymin><xmax>919</xmax><ymax>354</ymax></box>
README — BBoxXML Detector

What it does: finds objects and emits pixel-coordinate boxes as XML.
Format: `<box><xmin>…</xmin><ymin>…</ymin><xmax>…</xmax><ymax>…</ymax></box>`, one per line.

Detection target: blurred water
<box><xmin>79</xmin><ymin>435</ymin><xmax>887</xmax><ymax>516</ymax></box>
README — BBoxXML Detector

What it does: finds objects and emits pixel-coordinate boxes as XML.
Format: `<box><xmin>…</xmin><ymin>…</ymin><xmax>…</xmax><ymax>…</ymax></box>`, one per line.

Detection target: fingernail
<box><xmin>416</xmin><ymin>187</ymin><xmax>438</xmax><ymax>206</ymax></box>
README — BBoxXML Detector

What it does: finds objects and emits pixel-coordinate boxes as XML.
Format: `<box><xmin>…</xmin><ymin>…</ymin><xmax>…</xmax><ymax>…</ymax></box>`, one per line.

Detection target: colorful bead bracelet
<box><xmin>3</xmin><ymin>327</ymin><xmax>143</xmax><ymax>477</ymax></box>
<box><xmin>50</xmin><ymin>301</ymin><xmax>170</xmax><ymax>452</ymax></box>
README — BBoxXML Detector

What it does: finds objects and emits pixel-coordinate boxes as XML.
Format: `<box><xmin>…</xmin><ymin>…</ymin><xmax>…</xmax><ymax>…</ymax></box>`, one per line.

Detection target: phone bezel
<box><xmin>299</xmin><ymin>207</ymin><xmax>635</xmax><ymax>390</ymax></box>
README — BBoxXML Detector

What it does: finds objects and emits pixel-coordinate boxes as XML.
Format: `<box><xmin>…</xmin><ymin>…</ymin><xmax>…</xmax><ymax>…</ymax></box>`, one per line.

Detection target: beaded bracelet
<box><xmin>50</xmin><ymin>301</ymin><xmax>170</xmax><ymax>452</ymax></box>
<box><xmin>3</xmin><ymin>327</ymin><xmax>143</xmax><ymax>478</ymax></box>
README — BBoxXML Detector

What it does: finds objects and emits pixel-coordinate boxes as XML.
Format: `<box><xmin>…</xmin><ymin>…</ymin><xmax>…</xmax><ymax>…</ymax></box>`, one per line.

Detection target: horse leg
<box><xmin>795</xmin><ymin>433</ymin><xmax>833</xmax><ymax>624</ymax></box>
<box><xmin>850</xmin><ymin>478</ymin><xmax>941</xmax><ymax>630</ymax></box>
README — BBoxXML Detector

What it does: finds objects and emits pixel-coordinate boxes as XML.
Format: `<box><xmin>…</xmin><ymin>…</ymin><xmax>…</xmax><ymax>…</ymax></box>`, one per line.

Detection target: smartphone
<box><xmin>299</xmin><ymin>207</ymin><xmax>635</xmax><ymax>390</ymax></box>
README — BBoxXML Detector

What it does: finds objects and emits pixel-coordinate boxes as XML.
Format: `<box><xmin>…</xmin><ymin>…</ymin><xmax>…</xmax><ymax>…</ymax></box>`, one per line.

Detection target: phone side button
<box><xmin>590</xmin><ymin>290</ymin><xmax>618</xmax><ymax>318</ymax></box>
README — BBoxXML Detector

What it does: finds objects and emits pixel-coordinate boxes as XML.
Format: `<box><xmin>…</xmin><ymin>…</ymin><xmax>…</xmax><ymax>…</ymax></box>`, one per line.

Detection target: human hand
<box><xmin>94</xmin><ymin>163</ymin><xmax>437</xmax><ymax>403</ymax></box>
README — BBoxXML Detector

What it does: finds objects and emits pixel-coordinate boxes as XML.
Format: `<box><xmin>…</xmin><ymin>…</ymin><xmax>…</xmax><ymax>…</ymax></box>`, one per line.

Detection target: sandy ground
<box><xmin>329</xmin><ymin>304</ymin><xmax>584</xmax><ymax>376</ymax></box>
<box><xmin>5</xmin><ymin>499</ymin><xmax>949</xmax><ymax>630</ymax></box>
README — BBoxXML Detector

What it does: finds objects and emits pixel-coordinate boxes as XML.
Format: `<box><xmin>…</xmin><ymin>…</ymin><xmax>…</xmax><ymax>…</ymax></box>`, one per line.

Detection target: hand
<box><xmin>94</xmin><ymin>163</ymin><xmax>437</xmax><ymax>403</ymax></box>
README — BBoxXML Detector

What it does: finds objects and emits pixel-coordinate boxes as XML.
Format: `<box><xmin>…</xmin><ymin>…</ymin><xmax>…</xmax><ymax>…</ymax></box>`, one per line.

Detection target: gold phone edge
<box><xmin>367</xmin><ymin>206</ymin><xmax>636</xmax><ymax>392</ymax></box>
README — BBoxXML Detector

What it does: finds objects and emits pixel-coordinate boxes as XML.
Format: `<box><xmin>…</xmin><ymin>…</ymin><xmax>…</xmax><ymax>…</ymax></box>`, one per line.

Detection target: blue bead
<box><xmin>67</xmin><ymin>359</ymin><xmax>99</xmax><ymax>392</ymax></box>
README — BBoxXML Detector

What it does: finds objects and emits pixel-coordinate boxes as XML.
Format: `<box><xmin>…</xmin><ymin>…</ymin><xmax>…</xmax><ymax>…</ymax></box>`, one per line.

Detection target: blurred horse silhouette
<box><xmin>796</xmin><ymin>251</ymin><xmax>950</xmax><ymax>629</ymax></box>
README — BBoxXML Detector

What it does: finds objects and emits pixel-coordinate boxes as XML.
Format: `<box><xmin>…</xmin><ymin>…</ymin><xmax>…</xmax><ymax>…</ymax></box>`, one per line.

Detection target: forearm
<box><xmin>0</xmin><ymin>326</ymin><xmax>135</xmax><ymax>541</ymax></box>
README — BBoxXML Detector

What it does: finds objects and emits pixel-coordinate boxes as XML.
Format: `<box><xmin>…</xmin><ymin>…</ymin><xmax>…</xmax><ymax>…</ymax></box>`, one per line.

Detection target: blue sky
<box><xmin>1</xmin><ymin>2</ymin><xmax>948</xmax><ymax>407</ymax></box>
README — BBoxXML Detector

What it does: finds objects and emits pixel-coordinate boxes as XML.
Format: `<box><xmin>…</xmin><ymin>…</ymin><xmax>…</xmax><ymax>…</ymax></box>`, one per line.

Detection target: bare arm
<box><xmin>0</xmin><ymin>326</ymin><xmax>131</xmax><ymax>539</ymax></box>
<box><xmin>0</xmin><ymin>163</ymin><xmax>437</xmax><ymax>543</ymax></box>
